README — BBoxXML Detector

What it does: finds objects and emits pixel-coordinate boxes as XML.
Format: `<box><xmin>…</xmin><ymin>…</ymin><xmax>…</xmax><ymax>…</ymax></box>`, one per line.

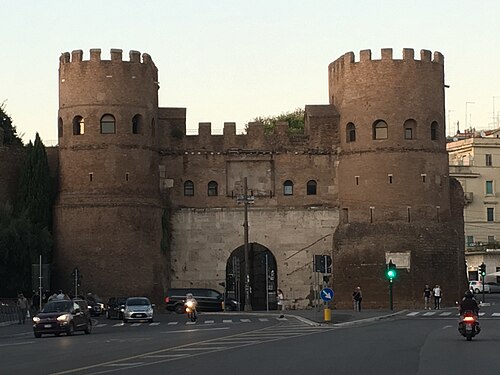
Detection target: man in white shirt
<box><xmin>433</xmin><ymin>285</ymin><xmax>442</xmax><ymax>309</ymax></box>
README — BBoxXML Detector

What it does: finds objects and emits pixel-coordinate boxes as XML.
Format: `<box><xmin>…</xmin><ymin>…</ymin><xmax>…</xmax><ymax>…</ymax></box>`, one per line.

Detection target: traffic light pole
<box><xmin>389</xmin><ymin>278</ymin><xmax>394</xmax><ymax>311</ymax></box>
<box><xmin>482</xmin><ymin>272</ymin><xmax>485</xmax><ymax>303</ymax></box>
<box><xmin>243</xmin><ymin>177</ymin><xmax>252</xmax><ymax>311</ymax></box>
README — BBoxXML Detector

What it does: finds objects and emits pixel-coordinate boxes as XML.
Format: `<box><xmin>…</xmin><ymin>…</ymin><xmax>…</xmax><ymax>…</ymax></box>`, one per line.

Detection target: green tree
<box><xmin>0</xmin><ymin>102</ymin><xmax>23</xmax><ymax>146</ymax></box>
<box><xmin>249</xmin><ymin>108</ymin><xmax>305</xmax><ymax>135</ymax></box>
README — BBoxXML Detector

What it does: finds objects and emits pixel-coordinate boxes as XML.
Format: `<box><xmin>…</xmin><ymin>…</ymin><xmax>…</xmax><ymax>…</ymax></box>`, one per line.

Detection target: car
<box><xmin>84</xmin><ymin>293</ymin><xmax>105</xmax><ymax>317</ymax></box>
<box><xmin>32</xmin><ymin>299</ymin><xmax>92</xmax><ymax>338</ymax></box>
<box><xmin>485</xmin><ymin>282</ymin><xmax>500</xmax><ymax>293</ymax></box>
<box><xmin>469</xmin><ymin>280</ymin><xmax>491</xmax><ymax>293</ymax></box>
<box><xmin>165</xmin><ymin>288</ymin><xmax>239</xmax><ymax>314</ymax></box>
<box><xmin>122</xmin><ymin>297</ymin><xmax>154</xmax><ymax>323</ymax></box>
<box><xmin>106</xmin><ymin>297</ymin><xmax>128</xmax><ymax>320</ymax></box>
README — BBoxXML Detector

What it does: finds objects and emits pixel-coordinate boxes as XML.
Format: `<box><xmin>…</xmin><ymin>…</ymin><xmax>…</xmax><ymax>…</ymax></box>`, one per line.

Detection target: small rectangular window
<box><xmin>486</xmin><ymin>154</ymin><xmax>493</xmax><ymax>166</ymax></box>
<box><xmin>486</xmin><ymin>180</ymin><xmax>493</xmax><ymax>195</ymax></box>
<box><xmin>436</xmin><ymin>206</ymin><xmax>440</xmax><ymax>222</ymax></box>
<box><xmin>89</xmin><ymin>172</ymin><xmax>93</xmax><ymax>182</ymax></box>
<box><xmin>370</xmin><ymin>207</ymin><xmax>374</xmax><ymax>223</ymax></box>
<box><xmin>488</xmin><ymin>235</ymin><xmax>495</xmax><ymax>244</ymax></box>
<box><xmin>355</xmin><ymin>176</ymin><xmax>359</xmax><ymax>186</ymax></box>
<box><xmin>466</xmin><ymin>236</ymin><xmax>474</xmax><ymax>246</ymax></box>
<box><xmin>421</xmin><ymin>174</ymin><xmax>426</xmax><ymax>183</ymax></box>
<box><xmin>125</xmin><ymin>173</ymin><xmax>129</xmax><ymax>181</ymax></box>
<box><xmin>388</xmin><ymin>174</ymin><xmax>393</xmax><ymax>184</ymax></box>
<box><xmin>487</xmin><ymin>207</ymin><xmax>494</xmax><ymax>222</ymax></box>
<box><xmin>407</xmin><ymin>206</ymin><xmax>411</xmax><ymax>223</ymax></box>
<box><xmin>404</xmin><ymin>127</ymin><xmax>413</xmax><ymax>139</ymax></box>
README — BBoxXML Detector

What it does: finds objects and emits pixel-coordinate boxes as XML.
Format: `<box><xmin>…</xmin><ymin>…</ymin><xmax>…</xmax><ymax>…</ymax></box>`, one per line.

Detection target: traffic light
<box><xmin>479</xmin><ymin>263</ymin><xmax>486</xmax><ymax>277</ymax></box>
<box><xmin>385</xmin><ymin>260</ymin><xmax>397</xmax><ymax>280</ymax></box>
<box><xmin>314</xmin><ymin>255</ymin><xmax>332</xmax><ymax>274</ymax></box>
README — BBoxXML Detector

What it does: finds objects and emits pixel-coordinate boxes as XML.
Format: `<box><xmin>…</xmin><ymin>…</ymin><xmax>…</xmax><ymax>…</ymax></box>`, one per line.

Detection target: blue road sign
<box><xmin>320</xmin><ymin>288</ymin><xmax>334</xmax><ymax>302</ymax></box>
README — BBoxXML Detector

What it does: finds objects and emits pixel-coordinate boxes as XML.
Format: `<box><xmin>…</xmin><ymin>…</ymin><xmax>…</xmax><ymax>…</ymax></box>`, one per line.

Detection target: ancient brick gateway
<box><xmin>1</xmin><ymin>47</ymin><xmax>467</xmax><ymax>308</ymax></box>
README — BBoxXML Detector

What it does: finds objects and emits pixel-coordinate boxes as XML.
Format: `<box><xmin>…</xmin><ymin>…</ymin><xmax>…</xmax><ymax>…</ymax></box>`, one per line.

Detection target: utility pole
<box><xmin>243</xmin><ymin>177</ymin><xmax>252</xmax><ymax>311</ymax></box>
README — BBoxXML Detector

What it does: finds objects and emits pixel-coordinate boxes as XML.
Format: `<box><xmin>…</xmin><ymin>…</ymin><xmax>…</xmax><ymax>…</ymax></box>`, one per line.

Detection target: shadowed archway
<box><xmin>226</xmin><ymin>243</ymin><xmax>277</xmax><ymax>311</ymax></box>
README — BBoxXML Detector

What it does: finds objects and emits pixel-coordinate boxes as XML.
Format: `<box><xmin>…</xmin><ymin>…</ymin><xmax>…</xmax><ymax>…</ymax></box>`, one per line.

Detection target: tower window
<box><xmin>486</xmin><ymin>180</ymin><xmax>493</xmax><ymax>195</ymax></box>
<box><xmin>373</xmin><ymin>120</ymin><xmax>388</xmax><ymax>140</ymax></box>
<box><xmin>132</xmin><ymin>114</ymin><xmax>143</xmax><ymax>134</ymax></box>
<box><xmin>184</xmin><ymin>180</ymin><xmax>194</xmax><ymax>196</ymax></box>
<box><xmin>346</xmin><ymin>123</ymin><xmax>356</xmax><ymax>143</ymax></box>
<box><xmin>388</xmin><ymin>174</ymin><xmax>393</xmax><ymax>184</ymax></box>
<box><xmin>58</xmin><ymin>117</ymin><xmax>63</xmax><ymax>138</ymax></box>
<box><xmin>73</xmin><ymin>116</ymin><xmax>84</xmax><ymax>135</ymax></box>
<box><xmin>208</xmin><ymin>181</ymin><xmax>218</xmax><ymax>196</ymax></box>
<box><xmin>125</xmin><ymin>173</ymin><xmax>129</xmax><ymax>181</ymax></box>
<box><xmin>89</xmin><ymin>172</ymin><xmax>93</xmax><ymax>182</ymax></box>
<box><xmin>436</xmin><ymin>206</ymin><xmax>440</xmax><ymax>222</ymax></box>
<box><xmin>355</xmin><ymin>176</ymin><xmax>359</xmax><ymax>185</ymax></box>
<box><xmin>101</xmin><ymin>114</ymin><xmax>116</xmax><ymax>134</ymax></box>
<box><xmin>431</xmin><ymin>121</ymin><xmax>438</xmax><ymax>141</ymax></box>
<box><xmin>407</xmin><ymin>207</ymin><xmax>411</xmax><ymax>222</ymax></box>
<box><xmin>421</xmin><ymin>174</ymin><xmax>427</xmax><ymax>183</ymax></box>
<box><xmin>404</xmin><ymin>119</ymin><xmax>416</xmax><ymax>140</ymax></box>
<box><xmin>486</xmin><ymin>154</ymin><xmax>493</xmax><ymax>166</ymax></box>
<box><xmin>283</xmin><ymin>180</ymin><xmax>293</xmax><ymax>196</ymax></box>
<box><xmin>306</xmin><ymin>180</ymin><xmax>317</xmax><ymax>195</ymax></box>
<box><xmin>370</xmin><ymin>207</ymin><xmax>374</xmax><ymax>223</ymax></box>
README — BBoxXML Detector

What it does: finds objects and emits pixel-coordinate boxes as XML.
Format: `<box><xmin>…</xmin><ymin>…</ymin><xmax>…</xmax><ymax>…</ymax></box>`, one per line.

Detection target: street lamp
<box><xmin>236</xmin><ymin>177</ymin><xmax>254</xmax><ymax>311</ymax></box>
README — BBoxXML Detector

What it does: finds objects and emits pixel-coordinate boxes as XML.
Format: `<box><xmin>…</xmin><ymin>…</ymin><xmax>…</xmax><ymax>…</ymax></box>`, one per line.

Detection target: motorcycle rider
<box><xmin>459</xmin><ymin>290</ymin><xmax>480</xmax><ymax>333</ymax></box>
<box><xmin>185</xmin><ymin>293</ymin><xmax>198</xmax><ymax>310</ymax></box>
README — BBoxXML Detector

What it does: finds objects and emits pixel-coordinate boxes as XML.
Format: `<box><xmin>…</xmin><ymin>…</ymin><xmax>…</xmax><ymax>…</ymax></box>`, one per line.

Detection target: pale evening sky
<box><xmin>1</xmin><ymin>0</ymin><xmax>499</xmax><ymax>145</ymax></box>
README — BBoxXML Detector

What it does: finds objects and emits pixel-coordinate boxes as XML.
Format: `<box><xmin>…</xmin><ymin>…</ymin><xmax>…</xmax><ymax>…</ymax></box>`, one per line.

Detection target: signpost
<box><xmin>320</xmin><ymin>287</ymin><xmax>334</xmax><ymax>322</ymax></box>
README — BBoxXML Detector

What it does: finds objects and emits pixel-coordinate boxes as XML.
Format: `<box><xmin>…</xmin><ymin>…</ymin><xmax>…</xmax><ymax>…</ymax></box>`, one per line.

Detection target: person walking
<box><xmin>277</xmin><ymin>289</ymin><xmax>285</xmax><ymax>311</ymax></box>
<box><xmin>352</xmin><ymin>287</ymin><xmax>362</xmax><ymax>312</ymax></box>
<box><xmin>433</xmin><ymin>284</ymin><xmax>442</xmax><ymax>309</ymax></box>
<box><xmin>423</xmin><ymin>284</ymin><xmax>432</xmax><ymax>310</ymax></box>
<box><xmin>16</xmin><ymin>293</ymin><xmax>29</xmax><ymax>324</ymax></box>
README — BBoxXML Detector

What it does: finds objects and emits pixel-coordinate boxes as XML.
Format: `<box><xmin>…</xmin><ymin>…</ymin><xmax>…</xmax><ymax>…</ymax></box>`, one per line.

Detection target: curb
<box><xmin>332</xmin><ymin>310</ymin><xmax>408</xmax><ymax>328</ymax></box>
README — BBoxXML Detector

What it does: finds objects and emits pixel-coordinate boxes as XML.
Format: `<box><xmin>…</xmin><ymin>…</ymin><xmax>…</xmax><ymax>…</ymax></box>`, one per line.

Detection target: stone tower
<box><xmin>330</xmin><ymin>49</ymin><xmax>466</xmax><ymax>308</ymax></box>
<box><xmin>53</xmin><ymin>49</ymin><xmax>166</xmax><ymax>300</ymax></box>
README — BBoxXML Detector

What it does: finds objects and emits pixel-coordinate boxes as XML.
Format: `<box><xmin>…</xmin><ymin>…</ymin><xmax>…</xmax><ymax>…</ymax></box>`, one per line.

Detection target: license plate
<box><xmin>44</xmin><ymin>324</ymin><xmax>52</xmax><ymax>328</ymax></box>
<box><xmin>466</xmin><ymin>325</ymin><xmax>472</xmax><ymax>332</ymax></box>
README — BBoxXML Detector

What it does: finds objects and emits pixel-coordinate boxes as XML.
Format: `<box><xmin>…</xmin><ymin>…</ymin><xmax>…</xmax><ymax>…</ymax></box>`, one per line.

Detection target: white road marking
<box><xmin>204</xmin><ymin>320</ymin><xmax>214</xmax><ymax>324</ymax></box>
<box><xmin>0</xmin><ymin>341</ymin><xmax>34</xmax><ymax>348</ymax></box>
<box><xmin>162</xmin><ymin>327</ymin><xmax>230</xmax><ymax>334</ymax></box>
<box><xmin>479</xmin><ymin>312</ymin><xmax>485</xmax><ymax>316</ymax></box>
<box><xmin>222</xmin><ymin>319</ymin><xmax>233</xmax><ymax>323</ymax></box>
<box><xmin>240</xmin><ymin>319</ymin><xmax>251</xmax><ymax>322</ymax></box>
<box><xmin>113</xmin><ymin>323</ymin><xmax>125</xmax><ymax>327</ymax></box>
<box><xmin>143</xmin><ymin>354</ymin><xmax>188</xmax><ymax>358</ymax></box>
<box><xmin>104</xmin><ymin>362</ymin><xmax>144</xmax><ymax>367</ymax></box>
<box><xmin>186</xmin><ymin>321</ymin><xmax>197</xmax><ymax>325</ymax></box>
<box><xmin>167</xmin><ymin>322</ymin><xmax>178</xmax><ymax>325</ymax></box>
<box><xmin>422</xmin><ymin>312</ymin><xmax>436</xmax><ymax>316</ymax></box>
<box><xmin>259</xmin><ymin>318</ymin><xmax>269</xmax><ymax>322</ymax></box>
<box><xmin>407</xmin><ymin>312</ymin><xmax>419</xmax><ymax>316</ymax></box>
<box><xmin>149</xmin><ymin>322</ymin><xmax>160</xmax><ymax>326</ymax></box>
<box><xmin>95</xmin><ymin>324</ymin><xmax>107</xmax><ymax>327</ymax></box>
<box><xmin>492</xmin><ymin>313</ymin><xmax>500</xmax><ymax>317</ymax></box>
<box><xmin>439</xmin><ymin>312</ymin><xmax>452</xmax><ymax>316</ymax></box>
<box><xmin>131</xmin><ymin>323</ymin><xmax>142</xmax><ymax>327</ymax></box>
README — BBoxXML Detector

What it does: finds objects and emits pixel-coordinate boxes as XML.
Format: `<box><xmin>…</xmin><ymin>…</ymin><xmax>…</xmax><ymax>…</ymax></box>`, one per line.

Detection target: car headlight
<box><xmin>147</xmin><ymin>307</ymin><xmax>153</xmax><ymax>313</ymax></box>
<box><xmin>57</xmin><ymin>314</ymin><xmax>70</xmax><ymax>322</ymax></box>
<box><xmin>98</xmin><ymin>303</ymin><xmax>104</xmax><ymax>309</ymax></box>
<box><xmin>32</xmin><ymin>317</ymin><xmax>40</xmax><ymax>323</ymax></box>
<box><xmin>120</xmin><ymin>308</ymin><xmax>125</xmax><ymax>312</ymax></box>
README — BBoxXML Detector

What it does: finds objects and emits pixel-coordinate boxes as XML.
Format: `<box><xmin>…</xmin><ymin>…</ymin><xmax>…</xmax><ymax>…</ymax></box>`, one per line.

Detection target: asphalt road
<box><xmin>1</xmin><ymin>295</ymin><xmax>499</xmax><ymax>375</ymax></box>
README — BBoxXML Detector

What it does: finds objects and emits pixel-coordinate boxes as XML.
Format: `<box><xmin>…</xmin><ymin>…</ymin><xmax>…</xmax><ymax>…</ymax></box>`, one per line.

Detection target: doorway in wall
<box><xmin>226</xmin><ymin>243</ymin><xmax>277</xmax><ymax>311</ymax></box>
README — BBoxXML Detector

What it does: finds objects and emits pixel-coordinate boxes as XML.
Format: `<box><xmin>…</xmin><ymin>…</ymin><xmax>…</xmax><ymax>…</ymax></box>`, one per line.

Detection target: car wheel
<box><xmin>474</xmin><ymin>288</ymin><xmax>480</xmax><ymax>294</ymax></box>
<box><xmin>67</xmin><ymin>323</ymin><xmax>75</xmax><ymax>336</ymax></box>
<box><xmin>84</xmin><ymin>320</ymin><xmax>92</xmax><ymax>334</ymax></box>
<box><xmin>175</xmin><ymin>304</ymin><xmax>185</xmax><ymax>314</ymax></box>
<box><xmin>34</xmin><ymin>332</ymin><xmax>42</xmax><ymax>338</ymax></box>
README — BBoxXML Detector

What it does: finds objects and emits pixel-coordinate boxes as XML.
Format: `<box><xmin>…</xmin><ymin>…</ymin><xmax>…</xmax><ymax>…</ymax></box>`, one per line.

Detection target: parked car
<box><xmin>485</xmin><ymin>282</ymin><xmax>500</xmax><ymax>293</ymax></box>
<box><xmin>123</xmin><ymin>297</ymin><xmax>154</xmax><ymax>323</ymax></box>
<box><xmin>106</xmin><ymin>297</ymin><xmax>128</xmax><ymax>320</ymax></box>
<box><xmin>84</xmin><ymin>293</ymin><xmax>105</xmax><ymax>317</ymax></box>
<box><xmin>469</xmin><ymin>280</ymin><xmax>490</xmax><ymax>293</ymax></box>
<box><xmin>32</xmin><ymin>299</ymin><xmax>92</xmax><ymax>338</ymax></box>
<box><xmin>165</xmin><ymin>288</ymin><xmax>239</xmax><ymax>314</ymax></box>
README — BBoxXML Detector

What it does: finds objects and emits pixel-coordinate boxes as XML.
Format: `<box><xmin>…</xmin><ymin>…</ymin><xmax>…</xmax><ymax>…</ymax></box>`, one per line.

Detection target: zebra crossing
<box><xmin>405</xmin><ymin>311</ymin><xmax>500</xmax><ymax>318</ymax></box>
<box><xmin>94</xmin><ymin>317</ymin><xmax>274</xmax><ymax>328</ymax></box>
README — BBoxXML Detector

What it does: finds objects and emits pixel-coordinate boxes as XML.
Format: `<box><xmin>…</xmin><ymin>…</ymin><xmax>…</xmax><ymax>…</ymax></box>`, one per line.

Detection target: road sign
<box><xmin>320</xmin><ymin>288</ymin><xmax>334</xmax><ymax>302</ymax></box>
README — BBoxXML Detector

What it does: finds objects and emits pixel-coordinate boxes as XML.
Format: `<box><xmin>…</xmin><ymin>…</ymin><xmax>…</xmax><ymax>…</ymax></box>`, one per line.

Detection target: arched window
<box><xmin>431</xmin><ymin>121</ymin><xmax>438</xmax><ymax>140</ymax></box>
<box><xmin>132</xmin><ymin>114</ymin><xmax>143</xmax><ymax>134</ymax></box>
<box><xmin>184</xmin><ymin>180</ymin><xmax>194</xmax><ymax>196</ymax></box>
<box><xmin>283</xmin><ymin>180</ymin><xmax>293</xmax><ymax>196</ymax></box>
<box><xmin>100</xmin><ymin>114</ymin><xmax>116</xmax><ymax>134</ymax></box>
<box><xmin>58</xmin><ymin>117</ymin><xmax>63</xmax><ymax>138</ymax></box>
<box><xmin>373</xmin><ymin>120</ymin><xmax>388</xmax><ymax>140</ymax></box>
<box><xmin>208</xmin><ymin>181</ymin><xmax>218</xmax><ymax>196</ymax></box>
<box><xmin>404</xmin><ymin>119</ymin><xmax>416</xmax><ymax>140</ymax></box>
<box><xmin>346</xmin><ymin>123</ymin><xmax>356</xmax><ymax>143</ymax></box>
<box><xmin>307</xmin><ymin>180</ymin><xmax>317</xmax><ymax>195</ymax></box>
<box><xmin>72</xmin><ymin>116</ymin><xmax>84</xmax><ymax>135</ymax></box>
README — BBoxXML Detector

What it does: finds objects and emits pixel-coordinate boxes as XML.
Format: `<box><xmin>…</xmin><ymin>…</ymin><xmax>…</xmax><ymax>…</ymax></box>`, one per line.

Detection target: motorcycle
<box><xmin>458</xmin><ymin>311</ymin><xmax>480</xmax><ymax>341</ymax></box>
<box><xmin>185</xmin><ymin>300</ymin><xmax>197</xmax><ymax>322</ymax></box>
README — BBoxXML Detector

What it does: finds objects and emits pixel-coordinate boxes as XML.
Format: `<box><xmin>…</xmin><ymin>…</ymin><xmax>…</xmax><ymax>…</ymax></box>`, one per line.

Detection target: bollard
<box><xmin>323</xmin><ymin>307</ymin><xmax>331</xmax><ymax>322</ymax></box>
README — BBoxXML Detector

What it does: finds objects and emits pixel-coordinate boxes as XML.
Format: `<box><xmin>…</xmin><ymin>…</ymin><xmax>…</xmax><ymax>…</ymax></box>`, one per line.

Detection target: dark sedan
<box><xmin>32</xmin><ymin>299</ymin><xmax>92</xmax><ymax>338</ymax></box>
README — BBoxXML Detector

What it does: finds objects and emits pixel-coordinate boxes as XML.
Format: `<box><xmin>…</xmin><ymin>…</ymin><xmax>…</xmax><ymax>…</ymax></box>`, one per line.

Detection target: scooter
<box><xmin>185</xmin><ymin>300</ymin><xmax>197</xmax><ymax>322</ymax></box>
<box><xmin>458</xmin><ymin>311</ymin><xmax>480</xmax><ymax>341</ymax></box>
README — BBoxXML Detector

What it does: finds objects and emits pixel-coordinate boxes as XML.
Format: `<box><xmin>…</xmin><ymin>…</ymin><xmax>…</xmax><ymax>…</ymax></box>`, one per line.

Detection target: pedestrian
<box><xmin>352</xmin><ymin>287</ymin><xmax>362</xmax><ymax>312</ymax></box>
<box><xmin>433</xmin><ymin>284</ymin><xmax>442</xmax><ymax>309</ymax></box>
<box><xmin>56</xmin><ymin>290</ymin><xmax>66</xmax><ymax>300</ymax></box>
<box><xmin>16</xmin><ymin>293</ymin><xmax>29</xmax><ymax>324</ymax></box>
<box><xmin>48</xmin><ymin>292</ymin><xmax>58</xmax><ymax>302</ymax></box>
<box><xmin>31</xmin><ymin>290</ymin><xmax>40</xmax><ymax>314</ymax></box>
<box><xmin>423</xmin><ymin>284</ymin><xmax>432</xmax><ymax>310</ymax></box>
<box><xmin>277</xmin><ymin>289</ymin><xmax>285</xmax><ymax>311</ymax></box>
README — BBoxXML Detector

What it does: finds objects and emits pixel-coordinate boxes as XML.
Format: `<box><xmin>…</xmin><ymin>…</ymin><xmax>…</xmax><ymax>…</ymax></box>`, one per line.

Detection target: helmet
<box><xmin>186</xmin><ymin>293</ymin><xmax>194</xmax><ymax>299</ymax></box>
<box><xmin>464</xmin><ymin>290</ymin><xmax>473</xmax><ymax>299</ymax></box>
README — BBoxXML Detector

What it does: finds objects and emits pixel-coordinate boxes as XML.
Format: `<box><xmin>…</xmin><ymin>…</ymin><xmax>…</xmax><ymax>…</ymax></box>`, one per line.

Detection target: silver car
<box><xmin>123</xmin><ymin>297</ymin><xmax>154</xmax><ymax>323</ymax></box>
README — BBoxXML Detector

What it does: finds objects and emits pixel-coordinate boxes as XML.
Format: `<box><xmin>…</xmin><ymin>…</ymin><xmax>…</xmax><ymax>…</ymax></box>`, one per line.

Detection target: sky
<box><xmin>1</xmin><ymin>0</ymin><xmax>499</xmax><ymax>145</ymax></box>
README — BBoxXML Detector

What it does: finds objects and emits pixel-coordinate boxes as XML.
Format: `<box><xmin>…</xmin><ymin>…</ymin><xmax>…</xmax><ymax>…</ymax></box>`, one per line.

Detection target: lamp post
<box><xmin>237</xmin><ymin>177</ymin><xmax>254</xmax><ymax>311</ymax></box>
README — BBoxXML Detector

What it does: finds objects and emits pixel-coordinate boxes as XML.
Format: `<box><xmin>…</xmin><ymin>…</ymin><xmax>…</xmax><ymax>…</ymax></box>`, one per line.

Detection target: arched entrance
<box><xmin>226</xmin><ymin>243</ymin><xmax>278</xmax><ymax>311</ymax></box>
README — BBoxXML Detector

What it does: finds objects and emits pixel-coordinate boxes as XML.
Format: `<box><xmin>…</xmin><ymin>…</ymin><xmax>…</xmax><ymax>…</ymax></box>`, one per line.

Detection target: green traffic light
<box><xmin>386</xmin><ymin>269</ymin><xmax>396</xmax><ymax>279</ymax></box>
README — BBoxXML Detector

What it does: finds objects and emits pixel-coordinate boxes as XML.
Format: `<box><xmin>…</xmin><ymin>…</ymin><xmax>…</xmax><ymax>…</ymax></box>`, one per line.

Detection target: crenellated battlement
<box><xmin>329</xmin><ymin>48</ymin><xmax>444</xmax><ymax>75</ymax></box>
<box><xmin>59</xmin><ymin>48</ymin><xmax>155</xmax><ymax>66</ymax></box>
